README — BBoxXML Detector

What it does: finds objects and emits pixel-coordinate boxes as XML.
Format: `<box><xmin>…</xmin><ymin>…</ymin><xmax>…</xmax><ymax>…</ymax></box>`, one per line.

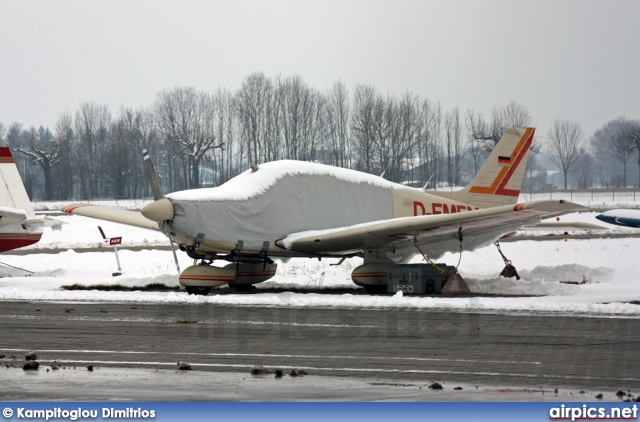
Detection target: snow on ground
<box><xmin>0</xmin><ymin>195</ymin><xmax>637</xmax><ymax>317</ymax></box>
<box><xmin>20</xmin><ymin>214</ymin><xmax>169</xmax><ymax>250</ymax></box>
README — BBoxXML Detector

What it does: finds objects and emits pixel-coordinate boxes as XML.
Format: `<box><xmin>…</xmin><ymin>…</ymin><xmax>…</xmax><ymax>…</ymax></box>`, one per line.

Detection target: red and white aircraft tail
<box><xmin>0</xmin><ymin>147</ymin><xmax>62</xmax><ymax>253</ymax></box>
<box><xmin>431</xmin><ymin>127</ymin><xmax>535</xmax><ymax>208</ymax></box>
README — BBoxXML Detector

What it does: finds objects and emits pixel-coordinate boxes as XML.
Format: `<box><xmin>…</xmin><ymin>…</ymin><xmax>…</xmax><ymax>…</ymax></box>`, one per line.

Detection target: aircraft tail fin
<box><xmin>0</xmin><ymin>147</ymin><xmax>36</xmax><ymax>218</ymax></box>
<box><xmin>430</xmin><ymin>127</ymin><xmax>534</xmax><ymax>208</ymax></box>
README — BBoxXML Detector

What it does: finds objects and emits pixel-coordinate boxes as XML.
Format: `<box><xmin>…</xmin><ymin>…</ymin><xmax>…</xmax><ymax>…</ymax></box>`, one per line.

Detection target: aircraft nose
<box><xmin>141</xmin><ymin>198</ymin><xmax>174</xmax><ymax>222</ymax></box>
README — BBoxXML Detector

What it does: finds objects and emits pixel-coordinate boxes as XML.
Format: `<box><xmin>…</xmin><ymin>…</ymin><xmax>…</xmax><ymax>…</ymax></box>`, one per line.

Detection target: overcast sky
<box><xmin>1</xmin><ymin>0</ymin><xmax>639</xmax><ymax>140</ymax></box>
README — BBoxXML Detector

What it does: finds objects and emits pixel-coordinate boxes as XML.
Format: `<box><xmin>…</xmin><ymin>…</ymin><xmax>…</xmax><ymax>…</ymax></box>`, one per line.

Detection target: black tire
<box><xmin>363</xmin><ymin>285</ymin><xmax>387</xmax><ymax>294</ymax></box>
<box><xmin>185</xmin><ymin>286</ymin><xmax>211</xmax><ymax>296</ymax></box>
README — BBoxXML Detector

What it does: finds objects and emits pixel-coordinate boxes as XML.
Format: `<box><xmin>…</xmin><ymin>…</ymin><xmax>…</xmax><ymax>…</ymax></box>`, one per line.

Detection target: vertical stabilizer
<box><xmin>0</xmin><ymin>147</ymin><xmax>36</xmax><ymax>218</ymax></box>
<box><xmin>430</xmin><ymin>127</ymin><xmax>534</xmax><ymax>208</ymax></box>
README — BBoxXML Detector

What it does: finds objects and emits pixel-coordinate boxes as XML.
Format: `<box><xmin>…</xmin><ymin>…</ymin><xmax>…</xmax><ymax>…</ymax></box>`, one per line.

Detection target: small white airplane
<box><xmin>0</xmin><ymin>147</ymin><xmax>62</xmax><ymax>253</ymax></box>
<box><xmin>63</xmin><ymin>128</ymin><xmax>593</xmax><ymax>294</ymax></box>
<box><xmin>596</xmin><ymin>209</ymin><xmax>640</xmax><ymax>228</ymax></box>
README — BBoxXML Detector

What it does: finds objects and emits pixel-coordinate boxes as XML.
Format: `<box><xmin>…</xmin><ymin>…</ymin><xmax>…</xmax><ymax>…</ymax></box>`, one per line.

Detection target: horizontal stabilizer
<box><xmin>526</xmin><ymin>221</ymin><xmax>608</xmax><ymax>231</ymax></box>
<box><xmin>0</xmin><ymin>205</ymin><xmax>28</xmax><ymax>227</ymax></box>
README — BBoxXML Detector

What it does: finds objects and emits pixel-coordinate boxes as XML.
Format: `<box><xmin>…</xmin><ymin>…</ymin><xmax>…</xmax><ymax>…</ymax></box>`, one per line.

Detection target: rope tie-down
<box><xmin>494</xmin><ymin>241</ymin><xmax>521</xmax><ymax>280</ymax></box>
<box><xmin>413</xmin><ymin>230</ymin><xmax>470</xmax><ymax>295</ymax></box>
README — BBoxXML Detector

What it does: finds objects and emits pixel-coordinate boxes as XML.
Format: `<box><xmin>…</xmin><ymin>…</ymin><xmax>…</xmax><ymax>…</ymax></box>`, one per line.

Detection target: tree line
<box><xmin>1</xmin><ymin>72</ymin><xmax>639</xmax><ymax>201</ymax></box>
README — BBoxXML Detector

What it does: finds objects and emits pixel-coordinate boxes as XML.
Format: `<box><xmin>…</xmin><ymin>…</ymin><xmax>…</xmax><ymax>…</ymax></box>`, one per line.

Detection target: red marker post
<box><xmin>98</xmin><ymin>226</ymin><xmax>122</xmax><ymax>276</ymax></box>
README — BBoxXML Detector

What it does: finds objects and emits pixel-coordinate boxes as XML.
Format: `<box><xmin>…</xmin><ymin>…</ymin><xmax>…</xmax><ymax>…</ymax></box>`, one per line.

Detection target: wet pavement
<box><xmin>0</xmin><ymin>366</ymin><xmax>629</xmax><ymax>402</ymax></box>
<box><xmin>0</xmin><ymin>300</ymin><xmax>638</xmax><ymax>401</ymax></box>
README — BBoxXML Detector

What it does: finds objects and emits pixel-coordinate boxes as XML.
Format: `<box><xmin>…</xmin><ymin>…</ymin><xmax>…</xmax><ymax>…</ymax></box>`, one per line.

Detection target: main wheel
<box><xmin>228</xmin><ymin>283</ymin><xmax>251</xmax><ymax>292</ymax></box>
<box><xmin>185</xmin><ymin>286</ymin><xmax>212</xmax><ymax>295</ymax></box>
<box><xmin>363</xmin><ymin>285</ymin><xmax>387</xmax><ymax>294</ymax></box>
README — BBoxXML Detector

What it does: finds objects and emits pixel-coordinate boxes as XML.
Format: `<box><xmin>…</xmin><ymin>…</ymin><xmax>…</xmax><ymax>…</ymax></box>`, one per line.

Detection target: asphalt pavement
<box><xmin>1</xmin><ymin>300</ymin><xmax>638</xmax><ymax>401</ymax></box>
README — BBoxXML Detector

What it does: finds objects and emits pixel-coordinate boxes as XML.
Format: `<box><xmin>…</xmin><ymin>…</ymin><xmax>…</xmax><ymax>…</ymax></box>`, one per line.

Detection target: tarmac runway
<box><xmin>1</xmin><ymin>300</ymin><xmax>638</xmax><ymax>401</ymax></box>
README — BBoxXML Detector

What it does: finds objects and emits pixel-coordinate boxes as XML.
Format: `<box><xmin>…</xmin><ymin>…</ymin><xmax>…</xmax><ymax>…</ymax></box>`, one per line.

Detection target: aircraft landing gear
<box><xmin>185</xmin><ymin>286</ymin><xmax>212</xmax><ymax>296</ymax></box>
<box><xmin>227</xmin><ymin>283</ymin><xmax>252</xmax><ymax>292</ymax></box>
<box><xmin>362</xmin><ymin>285</ymin><xmax>387</xmax><ymax>294</ymax></box>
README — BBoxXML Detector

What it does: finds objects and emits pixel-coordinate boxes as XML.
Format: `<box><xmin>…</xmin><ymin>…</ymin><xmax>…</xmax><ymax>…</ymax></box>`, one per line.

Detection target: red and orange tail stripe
<box><xmin>469</xmin><ymin>128</ymin><xmax>535</xmax><ymax>197</ymax></box>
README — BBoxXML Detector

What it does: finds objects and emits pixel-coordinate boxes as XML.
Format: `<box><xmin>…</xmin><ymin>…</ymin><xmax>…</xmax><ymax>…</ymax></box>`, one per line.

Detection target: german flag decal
<box><xmin>498</xmin><ymin>156</ymin><xmax>511</xmax><ymax>164</ymax></box>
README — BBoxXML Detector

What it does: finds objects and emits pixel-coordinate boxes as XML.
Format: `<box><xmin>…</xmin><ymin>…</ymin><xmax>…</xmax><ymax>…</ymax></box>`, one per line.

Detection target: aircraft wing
<box><xmin>279</xmin><ymin>200</ymin><xmax>586</xmax><ymax>254</ymax></box>
<box><xmin>62</xmin><ymin>204</ymin><xmax>160</xmax><ymax>231</ymax></box>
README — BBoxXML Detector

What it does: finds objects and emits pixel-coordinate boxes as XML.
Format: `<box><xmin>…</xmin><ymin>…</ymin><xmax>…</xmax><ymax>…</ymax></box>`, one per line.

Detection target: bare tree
<box><xmin>211</xmin><ymin>88</ymin><xmax>238</xmax><ymax>185</ymax></box>
<box><xmin>74</xmin><ymin>102</ymin><xmax>111</xmax><ymax>198</ymax></box>
<box><xmin>609</xmin><ymin>133</ymin><xmax>635</xmax><ymax>187</ymax></box>
<box><xmin>464</xmin><ymin>109</ymin><xmax>488</xmax><ymax>174</ymax></box>
<box><xmin>387</xmin><ymin>92</ymin><xmax>421</xmax><ymax>183</ymax></box>
<box><xmin>351</xmin><ymin>84</ymin><xmax>377</xmax><ymax>173</ymax></box>
<box><xmin>423</xmin><ymin>101</ymin><xmax>443</xmax><ymax>187</ymax></box>
<box><xmin>278</xmin><ymin>75</ymin><xmax>325</xmax><ymax>162</ymax></box>
<box><xmin>324</xmin><ymin>80</ymin><xmax>351</xmax><ymax>168</ymax></box>
<box><xmin>627</xmin><ymin>122</ymin><xmax>640</xmax><ymax>187</ymax></box>
<box><xmin>264</xmin><ymin>76</ymin><xmax>282</xmax><ymax>162</ymax></box>
<box><xmin>52</xmin><ymin>112</ymin><xmax>75</xmax><ymax>199</ymax></box>
<box><xmin>371</xmin><ymin>93</ymin><xmax>391</xmax><ymax>177</ymax></box>
<box><xmin>444</xmin><ymin>106</ymin><xmax>462</xmax><ymax>186</ymax></box>
<box><xmin>154</xmin><ymin>87</ymin><xmax>218</xmax><ymax>189</ymax></box>
<box><xmin>106</xmin><ymin>108</ymin><xmax>154</xmax><ymax>198</ymax></box>
<box><xmin>574</xmin><ymin>152</ymin><xmax>595</xmax><ymax>189</ymax></box>
<box><xmin>7</xmin><ymin>122</ymin><xmax>38</xmax><ymax>196</ymax></box>
<box><xmin>490</xmin><ymin>101</ymin><xmax>532</xmax><ymax>144</ymax></box>
<box><xmin>371</xmin><ymin>92</ymin><xmax>420</xmax><ymax>183</ymax></box>
<box><xmin>473</xmin><ymin>101</ymin><xmax>535</xmax><ymax>154</ymax></box>
<box><xmin>236</xmin><ymin>72</ymin><xmax>273</xmax><ymax>166</ymax></box>
<box><xmin>547</xmin><ymin>119</ymin><xmax>585</xmax><ymax>189</ymax></box>
<box><xmin>416</xmin><ymin>99</ymin><xmax>441</xmax><ymax>187</ymax></box>
<box><xmin>590</xmin><ymin>117</ymin><xmax>640</xmax><ymax>188</ymax></box>
<box><xmin>15</xmin><ymin>126</ymin><xmax>63</xmax><ymax>200</ymax></box>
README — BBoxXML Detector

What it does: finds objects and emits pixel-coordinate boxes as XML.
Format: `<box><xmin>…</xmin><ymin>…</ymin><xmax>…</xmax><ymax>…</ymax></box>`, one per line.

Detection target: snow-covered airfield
<box><xmin>1</xmin><ymin>190</ymin><xmax>639</xmax><ymax>318</ymax></box>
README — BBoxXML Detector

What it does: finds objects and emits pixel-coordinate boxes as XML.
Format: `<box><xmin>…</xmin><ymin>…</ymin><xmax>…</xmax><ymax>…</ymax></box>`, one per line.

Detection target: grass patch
<box><xmin>559</xmin><ymin>275</ymin><xmax>590</xmax><ymax>285</ymax></box>
<box><xmin>62</xmin><ymin>283</ymin><xmax>181</xmax><ymax>292</ymax></box>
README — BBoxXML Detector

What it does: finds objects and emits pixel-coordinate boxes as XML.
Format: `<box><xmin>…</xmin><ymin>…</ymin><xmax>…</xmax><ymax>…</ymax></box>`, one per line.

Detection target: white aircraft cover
<box><xmin>168</xmin><ymin>170</ymin><xmax>398</xmax><ymax>249</ymax></box>
<box><xmin>167</xmin><ymin>160</ymin><xmax>410</xmax><ymax>201</ymax></box>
